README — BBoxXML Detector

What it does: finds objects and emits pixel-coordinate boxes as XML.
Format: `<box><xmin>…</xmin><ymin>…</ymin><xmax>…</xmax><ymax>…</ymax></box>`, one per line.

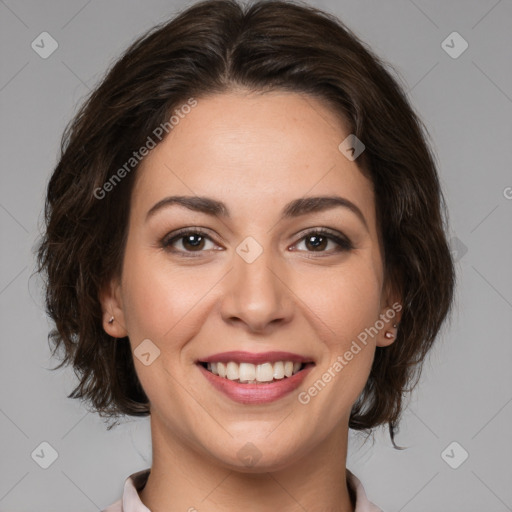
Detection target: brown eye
<box><xmin>180</xmin><ymin>233</ymin><xmax>206</xmax><ymax>251</ymax></box>
<box><xmin>304</xmin><ymin>233</ymin><xmax>329</xmax><ymax>251</ymax></box>
<box><xmin>161</xmin><ymin>227</ymin><xmax>352</xmax><ymax>257</ymax></box>
<box><xmin>293</xmin><ymin>229</ymin><xmax>353</xmax><ymax>254</ymax></box>
<box><xmin>162</xmin><ymin>229</ymin><xmax>217</xmax><ymax>255</ymax></box>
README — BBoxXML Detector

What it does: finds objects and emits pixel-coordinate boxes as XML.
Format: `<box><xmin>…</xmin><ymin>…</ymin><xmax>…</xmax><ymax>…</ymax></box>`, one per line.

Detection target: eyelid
<box><xmin>291</xmin><ymin>227</ymin><xmax>353</xmax><ymax>252</ymax></box>
<box><xmin>161</xmin><ymin>227</ymin><xmax>217</xmax><ymax>251</ymax></box>
<box><xmin>160</xmin><ymin>226</ymin><xmax>353</xmax><ymax>254</ymax></box>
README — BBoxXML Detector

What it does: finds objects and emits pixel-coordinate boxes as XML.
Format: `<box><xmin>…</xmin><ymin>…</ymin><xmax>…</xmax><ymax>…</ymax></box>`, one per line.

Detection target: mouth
<box><xmin>196</xmin><ymin>351</ymin><xmax>315</xmax><ymax>385</ymax></box>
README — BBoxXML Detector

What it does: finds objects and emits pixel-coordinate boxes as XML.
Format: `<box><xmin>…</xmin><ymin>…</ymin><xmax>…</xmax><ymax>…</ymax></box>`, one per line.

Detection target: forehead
<box><xmin>132</xmin><ymin>91</ymin><xmax>375</xmax><ymax>227</ymax></box>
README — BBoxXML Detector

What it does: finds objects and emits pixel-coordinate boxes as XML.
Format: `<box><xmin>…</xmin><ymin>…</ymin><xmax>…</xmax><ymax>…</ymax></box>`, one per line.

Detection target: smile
<box><xmin>197</xmin><ymin>351</ymin><xmax>315</xmax><ymax>404</ymax></box>
<box><xmin>201</xmin><ymin>360</ymin><xmax>305</xmax><ymax>384</ymax></box>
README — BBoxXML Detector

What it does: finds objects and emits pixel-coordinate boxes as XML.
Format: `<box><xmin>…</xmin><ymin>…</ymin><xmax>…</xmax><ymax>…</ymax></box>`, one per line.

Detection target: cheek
<box><xmin>306</xmin><ymin>259</ymin><xmax>382</xmax><ymax>344</ymax></box>
<box><xmin>120</xmin><ymin>246</ymin><xmax>220</xmax><ymax>351</ymax></box>
<box><xmin>298</xmin><ymin>260</ymin><xmax>382</xmax><ymax>411</ymax></box>
<box><xmin>122</xmin><ymin>241</ymin><xmax>383</xmax><ymax>348</ymax></box>
<box><xmin>118</xmin><ymin>247</ymin><xmax>212</xmax><ymax>409</ymax></box>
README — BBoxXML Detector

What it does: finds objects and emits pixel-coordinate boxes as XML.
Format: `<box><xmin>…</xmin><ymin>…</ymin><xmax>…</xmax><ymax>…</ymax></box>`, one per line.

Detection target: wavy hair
<box><xmin>36</xmin><ymin>0</ymin><xmax>455</xmax><ymax>445</ymax></box>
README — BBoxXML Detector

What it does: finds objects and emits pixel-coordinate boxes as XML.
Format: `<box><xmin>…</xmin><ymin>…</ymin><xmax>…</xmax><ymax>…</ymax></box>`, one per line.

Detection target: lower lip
<box><xmin>197</xmin><ymin>363</ymin><xmax>314</xmax><ymax>404</ymax></box>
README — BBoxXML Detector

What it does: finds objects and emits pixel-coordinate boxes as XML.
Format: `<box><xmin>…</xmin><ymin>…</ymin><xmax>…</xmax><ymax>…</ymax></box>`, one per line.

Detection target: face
<box><xmin>101</xmin><ymin>90</ymin><xmax>400</xmax><ymax>471</ymax></box>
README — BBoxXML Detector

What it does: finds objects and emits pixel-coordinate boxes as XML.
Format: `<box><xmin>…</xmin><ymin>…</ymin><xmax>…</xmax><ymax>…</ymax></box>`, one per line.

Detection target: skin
<box><xmin>100</xmin><ymin>90</ymin><xmax>401</xmax><ymax>512</ymax></box>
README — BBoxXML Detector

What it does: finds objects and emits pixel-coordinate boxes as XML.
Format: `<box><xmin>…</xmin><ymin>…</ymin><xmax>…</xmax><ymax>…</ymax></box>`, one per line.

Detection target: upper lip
<box><xmin>198</xmin><ymin>351</ymin><xmax>315</xmax><ymax>365</ymax></box>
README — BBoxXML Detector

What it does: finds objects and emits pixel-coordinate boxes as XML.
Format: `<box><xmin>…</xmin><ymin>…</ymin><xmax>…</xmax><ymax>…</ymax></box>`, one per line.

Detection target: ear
<box><xmin>376</xmin><ymin>274</ymin><xmax>403</xmax><ymax>348</ymax></box>
<box><xmin>98</xmin><ymin>277</ymin><xmax>128</xmax><ymax>338</ymax></box>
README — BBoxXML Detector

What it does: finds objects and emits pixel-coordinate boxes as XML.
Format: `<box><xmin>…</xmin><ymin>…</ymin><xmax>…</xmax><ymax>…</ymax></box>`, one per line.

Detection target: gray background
<box><xmin>1</xmin><ymin>0</ymin><xmax>511</xmax><ymax>510</ymax></box>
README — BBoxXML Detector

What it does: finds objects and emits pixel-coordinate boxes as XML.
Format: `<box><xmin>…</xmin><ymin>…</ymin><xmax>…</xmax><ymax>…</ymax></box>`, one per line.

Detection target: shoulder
<box><xmin>101</xmin><ymin>468</ymin><xmax>151</xmax><ymax>512</ymax></box>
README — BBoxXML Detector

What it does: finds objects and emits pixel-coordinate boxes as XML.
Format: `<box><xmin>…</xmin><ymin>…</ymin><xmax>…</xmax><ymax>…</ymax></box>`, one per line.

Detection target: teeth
<box><xmin>239</xmin><ymin>362</ymin><xmax>256</xmax><ymax>382</ymax></box>
<box><xmin>204</xmin><ymin>360</ymin><xmax>304</xmax><ymax>383</ymax></box>
<box><xmin>226</xmin><ymin>361</ymin><xmax>239</xmax><ymax>380</ymax></box>
<box><xmin>256</xmin><ymin>362</ymin><xmax>274</xmax><ymax>382</ymax></box>
<box><xmin>273</xmin><ymin>361</ymin><xmax>285</xmax><ymax>379</ymax></box>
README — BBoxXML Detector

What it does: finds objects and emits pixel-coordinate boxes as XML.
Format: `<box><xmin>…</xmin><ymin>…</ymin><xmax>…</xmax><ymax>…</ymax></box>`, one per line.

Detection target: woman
<box><xmin>36</xmin><ymin>0</ymin><xmax>455</xmax><ymax>510</ymax></box>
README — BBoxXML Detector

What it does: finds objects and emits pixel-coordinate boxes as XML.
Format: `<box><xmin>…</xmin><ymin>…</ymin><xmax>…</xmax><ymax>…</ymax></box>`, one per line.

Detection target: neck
<box><xmin>138</xmin><ymin>415</ymin><xmax>355</xmax><ymax>512</ymax></box>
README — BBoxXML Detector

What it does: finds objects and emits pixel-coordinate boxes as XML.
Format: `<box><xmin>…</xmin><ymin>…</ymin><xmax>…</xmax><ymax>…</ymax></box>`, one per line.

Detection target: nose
<box><xmin>219</xmin><ymin>245</ymin><xmax>294</xmax><ymax>334</ymax></box>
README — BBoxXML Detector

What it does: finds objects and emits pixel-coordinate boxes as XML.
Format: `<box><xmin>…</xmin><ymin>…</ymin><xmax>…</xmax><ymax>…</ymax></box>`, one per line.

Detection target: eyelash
<box><xmin>161</xmin><ymin>227</ymin><xmax>353</xmax><ymax>257</ymax></box>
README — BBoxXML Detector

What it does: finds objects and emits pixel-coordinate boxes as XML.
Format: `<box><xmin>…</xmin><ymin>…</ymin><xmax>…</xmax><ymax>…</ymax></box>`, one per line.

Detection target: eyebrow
<box><xmin>146</xmin><ymin>195</ymin><xmax>368</xmax><ymax>230</ymax></box>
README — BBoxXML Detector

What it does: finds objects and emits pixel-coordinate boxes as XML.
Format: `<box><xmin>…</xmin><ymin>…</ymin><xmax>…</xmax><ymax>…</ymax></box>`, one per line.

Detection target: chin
<box><xmin>203</xmin><ymin>435</ymin><xmax>307</xmax><ymax>474</ymax></box>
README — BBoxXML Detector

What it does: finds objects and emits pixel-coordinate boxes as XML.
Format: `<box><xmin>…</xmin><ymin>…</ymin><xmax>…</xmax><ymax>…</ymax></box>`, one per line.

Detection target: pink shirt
<box><xmin>102</xmin><ymin>468</ymin><xmax>382</xmax><ymax>512</ymax></box>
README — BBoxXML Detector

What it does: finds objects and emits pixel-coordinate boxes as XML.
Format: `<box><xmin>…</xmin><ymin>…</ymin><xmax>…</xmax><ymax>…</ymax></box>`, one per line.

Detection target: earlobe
<box><xmin>98</xmin><ymin>278</ymin><xmax>128</xmax><ymax>338</ymax></box>
<box><xmin>377</xmin><ymin>278</ymin><xmax>403</xmax><ymax>348</ymax></box>
<box><xmin>378</xmin><ymin>320</ymin><xmax>400</xmax><ymax>347</ymax></box>
<box><xmin>376</xmin><ymin>307</ymin><xmax>402</xmax><ymax>347</ymax></box>
<box><xmin>376</xmin><ymin>295</ymin><xmax>403</xmax><ymax>347</ymax></box>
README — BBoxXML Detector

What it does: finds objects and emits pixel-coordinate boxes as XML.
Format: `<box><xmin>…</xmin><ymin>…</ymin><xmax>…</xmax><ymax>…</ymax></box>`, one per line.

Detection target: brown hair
<box><xmin>36</xmin><ymin>0</ymin><xmax>455</xmax><ymax>445</ymax></box>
